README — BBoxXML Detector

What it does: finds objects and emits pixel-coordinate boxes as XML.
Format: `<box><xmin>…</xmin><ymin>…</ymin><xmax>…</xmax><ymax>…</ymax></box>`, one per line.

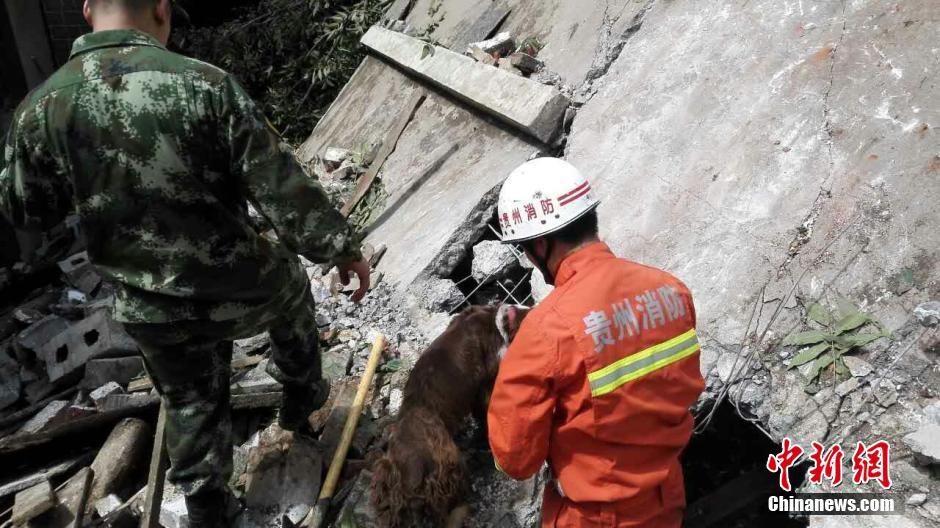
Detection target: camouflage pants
<box><xmin>124</xmin><ymin>281</ymin><xmax>321</xmax><ymax>497</ymax></box>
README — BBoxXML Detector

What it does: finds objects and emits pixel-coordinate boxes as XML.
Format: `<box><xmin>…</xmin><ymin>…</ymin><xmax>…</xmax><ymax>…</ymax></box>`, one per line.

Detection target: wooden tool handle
<box><xmin>302</xmin><ymin>333</ymin><xmax>386</xmax><ymax>528</ymax></box>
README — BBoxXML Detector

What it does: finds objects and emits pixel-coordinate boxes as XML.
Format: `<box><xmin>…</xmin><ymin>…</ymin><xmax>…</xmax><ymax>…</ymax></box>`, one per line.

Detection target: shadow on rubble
<box><xmin>683</xmin><ymin>402</ymin><xmax>809</xmax><ymax>528</ymax></box>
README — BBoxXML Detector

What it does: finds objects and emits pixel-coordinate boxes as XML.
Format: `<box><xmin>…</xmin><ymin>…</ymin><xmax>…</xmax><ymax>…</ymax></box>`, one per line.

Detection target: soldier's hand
<box><xmin>337</xmin><ymin>260</ymin><xmax>371</xmax><ymax>303</ymax></box>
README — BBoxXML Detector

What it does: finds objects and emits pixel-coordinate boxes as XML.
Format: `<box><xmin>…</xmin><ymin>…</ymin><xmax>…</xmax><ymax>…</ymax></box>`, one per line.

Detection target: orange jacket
<box><xmin>488</xmin><ymin>242</ymin><xmax>704</xmax><ymax>512</ymax></box>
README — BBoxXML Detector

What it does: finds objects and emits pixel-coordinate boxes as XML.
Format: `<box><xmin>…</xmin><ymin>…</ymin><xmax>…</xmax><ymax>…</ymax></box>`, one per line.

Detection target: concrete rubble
<box><xmin>0</xmin><ymin>1</ymin><xmax>936</xmax><ymax>527</ymax></box>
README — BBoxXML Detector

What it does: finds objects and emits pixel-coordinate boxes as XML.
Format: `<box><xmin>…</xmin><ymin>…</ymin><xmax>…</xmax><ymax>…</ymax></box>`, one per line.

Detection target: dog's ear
<box><xmin>496</xmin><ymin>304</ymin><xmax>531</xmax><ymax>343</ymax></box>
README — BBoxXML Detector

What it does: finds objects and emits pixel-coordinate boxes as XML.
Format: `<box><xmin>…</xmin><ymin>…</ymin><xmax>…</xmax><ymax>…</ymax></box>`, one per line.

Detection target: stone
<box><xmin>418</xmin><ymin>278</ymin><xmax>464</xmax><ymax>313</ymax></box>
<box><xmin>322</xmin><ymin>345</ymin><xmax>353</xmax><ymax>381</ymax></box>
<box><xmin>842</xmin><ymin>356</ymin><xmax>873</xmax><ymax>378</ymax></box>
<box><xmin>902</xmin><ymin>423</ymin><xmax>940</xmax><ymax>466</ymax></box>
<box><xmin>874</xmin><ymin>380</ymin><xmax>898</xmax><ymax>408</ymax></box>
<box><xmin>14</xmin><ymin>308</ymin><xmax>44</xmax><ymax>325</ymax></box>
<box><xmin>466</xmin><ymin>32</ymin><xmax>515</xmax><ymax>57</ymax></box>
<box><xmin>159</xmin><ymin>483</ymin><xmax>189</xmax><ymax>528</ymax></box>
<box><xmin>17</xmin><ymin>400</ymin><xmax>68</xmax><ymax>435</ymax></box>
<box><xmin>233</xmin><ymin>333</ymin><xmax>269</xmax><ymax>356</ymax></box>
<box><xmin>57</xmin><ymin>252</ymin><xmax>102</xmax><ymax>294</ymax></box>
<box><xmin>80</xmin><ymin>356</ymin><xmax>145</xmax><ymax>390</ymax></box>
<box><xmin>715</xmin><ymin>352</ymin><xmax>738</xmax><ymax>384</ymax></box>
<box><xmin>924</xmin><ymin>401</ymin><xmax>940</xmax><ymax>425</ymax></box>
<box><xmin>388</xmin><ymin>387</ymin><xmax>403</xmax><ymax>415</ymax></box>
<box><xmin>906</xmin><ymin>493</ymin><xmax>927</xmax><ymax>506</ymax></box>
<box><xmin>530</xmin><ymin>268</ymin><xmax>554</xmax><ymax>303</ymax></box>
<box><xmin>913</xmin><ymin>301</ymin><xmax>940</xmax><ymax>327</ymax></box>
<box><xmin>88</xmin><ymin>418</ymin><xmax>152</xmax><ymax>513</ymax></box>
<box><xmin>95</xmin><ymin>392</ymin><xmax>156</xmax><ymax>413</ymax></box>
<box><xmin>834</xmin><ymin>377</ymin><xmax>860</xmax><ymax>397</ymax></box>
<box><xmin>94</xmin><ymin>494</ymin><xmax>122</xmax><ymax>517</ymax></box>
<box><xmin>361</xmin><ymin>27</ymin><xmax>569</xmax><ymax>144</ymax></box>
<box><xmin>244</xmin><ymin>423</ymin><xmax>322</xmax><ymax>511</ymax></box>
<box><xmin>12</xmin><ymin>480</ymin><xmax>56</xmax><ymax>525</ymax></box>
<box><xmin>231</xmin><ymin>359</ymin><xmax>279</xmax><ymax>395</ymax></box>
<box><xmin>89</xmin><ymin>382</ymin><xmax>124</xmax><ymax>406</ymax></box>
<box><xmin>323</xmin><ymin>146</ymin><xmax>353</xmax><ymax>169</ymax></box>
<box><xmin>471</xmin><ymin>240</ymin><xmax>519</xmax><ymax>283</ymax></box>
<box><xmin>334</xmin><ymin>470</ymin><xmax>377</xmax><ymax>528</ymax></box>
<box><xmin>497</xmin><ymin>57</ymin><xmax>523</xmax><ymax>75</ymax></box>
<box><xmin>468</xmin><ymin>45</ymin><xmax>496</xmax><ymax>66</ymax></box>
<box><xmin>509</xmin><ymin>52</ymin><xmax>544</xmax><ymax>74</ymax></box>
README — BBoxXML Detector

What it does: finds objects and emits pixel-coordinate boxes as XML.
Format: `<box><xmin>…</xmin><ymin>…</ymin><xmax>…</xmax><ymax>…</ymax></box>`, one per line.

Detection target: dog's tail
<box><xmin>370</xmin><ymin>409</ymin><xmax>464</xmax><ymax>527</ymax></box>
<box><xmin>371</xmin><ymin>454</ymin><xmax>406</xmax><ymax>528</ymax></box>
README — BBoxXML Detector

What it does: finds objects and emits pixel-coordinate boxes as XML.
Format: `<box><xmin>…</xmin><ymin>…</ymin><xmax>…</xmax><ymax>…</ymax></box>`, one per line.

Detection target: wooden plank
<box><xmin>0</xmin><ymin>453</ymin><xmax>91</xmax><ymax>501</ymax></box>
<box><xmin>231</xmin><ymin>391</ymin><xmax>281</xmax><ymax>410</ymax></box>
<box><xmin>126</xmin><ymin>377</ymin><xmax>153</xmax><ymax>393</ymax></box>
<box><xmin>140</xmin><ymin>404</ymin><xmax>168</xmax><ymax>528</ymax></box>
<box><xmin>11</xmin><ymin>480</ymin><xmax>55</xmax><ymax>525</ymax></box>
<box><xmin>230</xmin><ymin>355</ymin><xmax>264</xmax><ymax>370</ymax></box>
<box><xmin>0</xmin><ymin>395</ymin><xmax>158</xmax><ymax>454</ymax></box>
<box><xmin>69</xmin><ymin>469</ymin><xmax>93</xmax><ymax>528</ymax></box>
<box><xmin>0</xmin><ymin>387</ymin><xmax>79</xmax><ymax>430</ymax></box>
<box><xmin>339</xmin><ymin>92</ymin><xmax>426</xmax><ymax>217</ymax></box>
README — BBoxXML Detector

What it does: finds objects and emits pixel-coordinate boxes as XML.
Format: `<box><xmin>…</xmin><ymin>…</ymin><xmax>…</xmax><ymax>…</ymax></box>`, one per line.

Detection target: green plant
<box><xmin>515</xmin><ymin>36</ymin><xmax>544</xmax><ymax>56</ymax></box>
<box><xmin>785</xmin><ymin>300</ymin><xmax>890</xmax><ymax>385</ymax></box>
<box><xmin>178</xmin><ymin>0</ymin><xmax>391</xmax><ymax>144</ymax></box>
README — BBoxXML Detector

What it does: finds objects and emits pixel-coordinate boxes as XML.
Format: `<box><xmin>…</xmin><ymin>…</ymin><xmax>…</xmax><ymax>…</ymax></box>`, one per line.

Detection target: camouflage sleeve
<box><xmin>219</xmin><ymin>75</ymin><xmax>363</xmax><ymax>264</ymax></box>
<box><xmin>0</xmin><ymin>107</ymin><xmax>71</xmax><ymax>235</ymax></box>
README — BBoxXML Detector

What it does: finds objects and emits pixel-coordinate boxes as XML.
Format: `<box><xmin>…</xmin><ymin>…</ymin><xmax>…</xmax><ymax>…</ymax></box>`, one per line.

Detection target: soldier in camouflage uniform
<box><xmin>0</xmin><ymin>0</ymin><xmax>371</xmax><ymax>525</ymax></box>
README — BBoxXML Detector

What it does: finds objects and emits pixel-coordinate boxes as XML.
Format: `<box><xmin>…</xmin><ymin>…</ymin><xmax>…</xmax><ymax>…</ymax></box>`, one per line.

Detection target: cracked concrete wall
<box><xmin>301</xmin><ymin>0</ymin><xmax>939</xmax><ymax>524</ymax></box>
<box><xmin>566</xmin><ymin>0</ymin><xmax>937</xmax><ymax>393</ymax></box>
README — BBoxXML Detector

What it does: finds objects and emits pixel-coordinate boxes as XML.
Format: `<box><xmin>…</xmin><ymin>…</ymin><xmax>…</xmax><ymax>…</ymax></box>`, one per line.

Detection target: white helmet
<box><xmin>497</xmin><ymin>157</ymin><xmax>600</xmax><ymax>243</ymax></box>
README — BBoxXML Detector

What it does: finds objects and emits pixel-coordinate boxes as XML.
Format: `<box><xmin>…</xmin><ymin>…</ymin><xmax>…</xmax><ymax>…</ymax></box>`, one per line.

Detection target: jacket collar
<box><xmin>554</xmin><ymin>241</ymin><xmax>615</xmax><ymax>288</ymax></box>
<box><xmin>70</xmin><ymin>29</ymin><xmax>165</xmax><ymax>60</ymax></box>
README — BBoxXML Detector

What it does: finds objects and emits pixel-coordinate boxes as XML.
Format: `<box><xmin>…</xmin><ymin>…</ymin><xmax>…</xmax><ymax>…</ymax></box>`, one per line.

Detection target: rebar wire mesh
<box><xmin>447</xmin><ymin>225</ymin><xmax>535</xmax><ymax>314</ymax></box>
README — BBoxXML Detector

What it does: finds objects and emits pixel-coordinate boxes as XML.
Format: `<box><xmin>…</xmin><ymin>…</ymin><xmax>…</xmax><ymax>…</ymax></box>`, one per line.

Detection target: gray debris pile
<box><xmin>465</xmin><ymin>32</ymin><xmax>546</xmax><ymax>77</ymax></box>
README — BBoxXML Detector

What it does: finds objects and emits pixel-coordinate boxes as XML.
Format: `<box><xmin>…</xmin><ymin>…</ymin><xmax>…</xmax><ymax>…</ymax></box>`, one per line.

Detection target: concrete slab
<box><xmin>362</xmin><ymin>91</ymin><xmax>539</xmax><ymax>290</ymax></box>
<box><xmin>404</xmin><ymin>0</ymin><xmax>646</xmax><ymax>88</ymax></box>
<box><xmin>361</xmin><ymin>26</ymin><xmax>569</xmax><ymax>144</ymax></box>
<box><xmin>565</xmin><ymin>0</ymin><xmax>939</xmax><ymax>355</ymax></box>
<box><xmin>296</xmin><ymin>56</ymin><xmax>422</xmax><ymax>165</ymax></box>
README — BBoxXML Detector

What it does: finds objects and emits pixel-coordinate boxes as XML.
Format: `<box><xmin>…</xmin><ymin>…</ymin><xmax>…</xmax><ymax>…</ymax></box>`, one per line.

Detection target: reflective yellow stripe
<box><xmin>588</xmin><ymin>329</ymin><xmax>699</xmax><ymax>397</ymax></box>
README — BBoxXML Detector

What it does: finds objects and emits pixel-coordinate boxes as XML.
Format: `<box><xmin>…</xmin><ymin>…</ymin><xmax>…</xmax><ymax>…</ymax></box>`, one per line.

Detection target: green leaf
<box><xmin>834</xmin><ymin>358</ymin><xmax>849</xmax><ymax>376</ymax></box>
<box><xmin>835</xmin><ymin>332</ymin><xmax>885</xmax><ymax>348</ymax></box>
<box><xmin>835</xmin><ymin>311</ymin><xmax>872</xmax><ymax>334</ymax></box>
<box><xmin>380</xmin><ymin>358</ymin><xmax>403</xmax><ymax>372</ymax></box>
<box><xmin>788</xmin><ymin>342</ymin><xmax>831</xmax><ymax>368</ymax></box>
<box><xmin>806</xmin><ymin>302</ymin><xmax>832</xmax><ymax>327</ymax></box>
<box><xmin>805</xmin><ymin>354</ymin><xmax>835</xmax><ymax>381</ymax></box>
<box><xmin>783</xmin><ymin>330</ymin><xmax>832</xmax><ymax>346</ymax></box>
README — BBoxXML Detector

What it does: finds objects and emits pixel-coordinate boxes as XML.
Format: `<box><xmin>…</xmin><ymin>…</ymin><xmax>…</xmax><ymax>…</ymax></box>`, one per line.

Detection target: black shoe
<box><xmin>278</xmin><ymin>379</ymin><xmax>330</xmax><ymax>432</ymax></box>
<box><xmin>186</xmin><ymin>489</ymin><xmax>242</xmax><ymax>528</ymax></box>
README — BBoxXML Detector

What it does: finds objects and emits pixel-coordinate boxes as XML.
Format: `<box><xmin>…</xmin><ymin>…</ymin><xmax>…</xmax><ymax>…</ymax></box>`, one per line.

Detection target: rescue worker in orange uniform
<box><xmin>488</xmin><ymin>158</ymin><xmax>705</xmax><ymax>527</ymax></box>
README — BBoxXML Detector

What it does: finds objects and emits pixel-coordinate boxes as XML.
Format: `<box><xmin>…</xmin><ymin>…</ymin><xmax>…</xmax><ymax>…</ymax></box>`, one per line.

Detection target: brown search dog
<box><xmin>370</xmin><ymin>304</ymin><xmax>529</xmax><ymax>528</ymax></box>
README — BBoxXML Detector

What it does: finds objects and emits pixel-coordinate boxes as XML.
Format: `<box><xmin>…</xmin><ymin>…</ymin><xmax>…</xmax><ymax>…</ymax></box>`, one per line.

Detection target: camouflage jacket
<box><xmin>0</xmin><ymin>30</ymin><xmax>361</xmax><ymax>326</ymax></box>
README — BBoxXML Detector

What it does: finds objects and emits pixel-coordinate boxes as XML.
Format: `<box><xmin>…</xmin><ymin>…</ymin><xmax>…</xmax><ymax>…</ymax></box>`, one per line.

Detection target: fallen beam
<box><xmin>0</xmin><ymin>453</ymin><xmax>91</xmax><ymax>501</ymax></box>
<box><xmin>0</xmin><ymin>394</ymin><xmax>158</xmax><ymax>454</ymax></box>
<box><xmin>360</xmin><ymin>26</ymin><xmax>569</xmax><ymax>144</ymax></box>
<box><xmin>11</xmin><ymin>480</ymin><xmax>56</xmax><ymax>525</ymax></box>
<box><xmin>340</xmin><ymin>91</ymin><xmax>426</xmax><ymax>217</ymax></box>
